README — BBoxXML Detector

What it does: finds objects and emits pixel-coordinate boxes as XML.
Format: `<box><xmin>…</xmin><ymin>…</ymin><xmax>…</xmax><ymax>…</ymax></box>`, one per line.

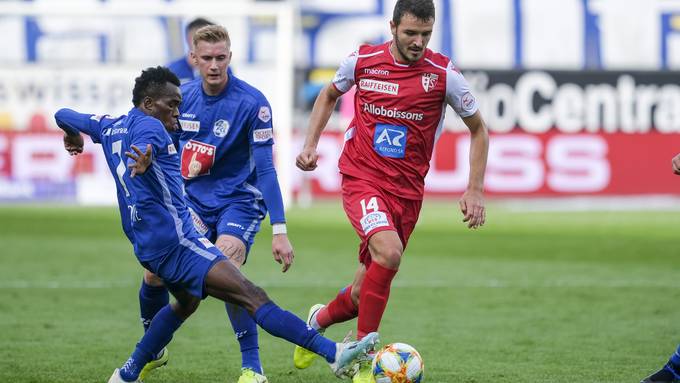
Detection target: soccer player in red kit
<box><xmin>294</xmin><ymin>0</ymin><xmax>489</xmax><ymax>381</ymax></box>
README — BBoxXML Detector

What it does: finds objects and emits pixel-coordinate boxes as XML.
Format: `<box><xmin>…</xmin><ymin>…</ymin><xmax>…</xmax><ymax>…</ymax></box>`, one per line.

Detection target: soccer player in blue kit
<box><xmin>166</xmin><ymin>17</ymin><xmax>214</xmax><ymax>84</ymax></box>
<box><xmin>53</xmin><ymin>66</ymin><xmax>379</xmax><ymax>383</ymax></box>
<box><xmin>138</xmin><ymin>24</ymin><xmax>294</xmax><ymax>383</ymax></box>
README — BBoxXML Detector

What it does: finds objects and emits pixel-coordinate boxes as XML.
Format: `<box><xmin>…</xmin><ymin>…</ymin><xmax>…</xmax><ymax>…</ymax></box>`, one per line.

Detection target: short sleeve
<box><xmin>331</xmin><ymin>50</ymin><xmax>359</xmax><ymax>94</ymax></box>
<box><xmin>445</xmin><ymin>62</ymin><xmax>478</xmax><ymax>118</ymax></box>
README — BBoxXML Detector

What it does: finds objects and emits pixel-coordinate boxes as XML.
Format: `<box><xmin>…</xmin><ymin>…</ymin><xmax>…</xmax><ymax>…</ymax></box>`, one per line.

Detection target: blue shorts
<box><xmin>141</xmin><ymin>236</ymin><xmax>227</xmax><ymax>299</ymax></box>
<box><xmin>186</xmin><ymin>198</ymin><xmax>266</xmax><ymax>259</ymax></box>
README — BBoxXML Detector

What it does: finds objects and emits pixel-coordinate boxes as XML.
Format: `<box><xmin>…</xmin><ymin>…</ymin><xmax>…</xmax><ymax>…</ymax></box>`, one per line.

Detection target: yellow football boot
<box><xmin>237</xmin><ymin>368</ymin><xmax>268</xmax><ymax>383</ymax></box>
<box><xmin>138</xmin><ymin>347</ymin><xmax>169</xmax><ymax>381</ymax></box>
<box><xmin>293</xmin><ymin>303</ymin><xmax>325</xmax><ymax>369</ymax></box>
<box><xmin>352</xmin><ymin>358</ymin><xmax>376</xmax><ymax>383</ymax></box>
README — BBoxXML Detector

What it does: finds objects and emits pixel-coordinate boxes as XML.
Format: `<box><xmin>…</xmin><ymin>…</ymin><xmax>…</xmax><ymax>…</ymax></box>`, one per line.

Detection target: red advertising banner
<box><xmin>0</xmin><ymin>131</ymin><xmax>678</xmax><ymax>201</ymax></box>
<box><xmin>298</xmin><ymin>131</ymin><xmax>680</xmax><ymax>197</ymax></box>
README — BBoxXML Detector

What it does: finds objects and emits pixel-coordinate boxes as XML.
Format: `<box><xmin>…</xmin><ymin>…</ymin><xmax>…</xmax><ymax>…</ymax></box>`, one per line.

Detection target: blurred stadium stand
<box><xmin>0</xmin><ymin>0</ymin><xmax>679</xmax><ymax>204</ymax></box>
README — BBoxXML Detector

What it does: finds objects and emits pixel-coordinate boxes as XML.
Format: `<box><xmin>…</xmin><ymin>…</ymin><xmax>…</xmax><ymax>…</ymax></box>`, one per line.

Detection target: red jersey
<box><xmin>333</xmin><ymin>41</ymin><xmax>478</xmax><ymax>200</ymax></box>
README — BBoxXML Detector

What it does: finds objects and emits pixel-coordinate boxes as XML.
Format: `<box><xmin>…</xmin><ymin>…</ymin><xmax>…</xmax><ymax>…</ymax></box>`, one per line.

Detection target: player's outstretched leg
<box><xmin>204</xmin><ymin>259</ymin><xmax>380</xmax><ymax>377</ymax></box>
<box><xmin>294</xmin><ymin>269</ymin><xmax>362</xmax><ymax>369</ymax></box>
<box><xmin>641</xmin><ymin>345</ymin><xmax>680</xmax><ymax>383</ymax></box>
<box><xmin>111</xmin><ymin>290</ymin><xmax>200</xmax><ymax>383</ymax></box>
<box><xmin>293</xmin><ymin>303</ymin><xmax>326</xmax><ymax>369</ymax></box>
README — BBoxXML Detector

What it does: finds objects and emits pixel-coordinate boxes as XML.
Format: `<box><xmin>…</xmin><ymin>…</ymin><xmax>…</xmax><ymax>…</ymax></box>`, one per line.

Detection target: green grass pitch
<box><xmin>1</xmin><ymin>201</ymin><xmax>679</xmax><ymax>382</ymax></box>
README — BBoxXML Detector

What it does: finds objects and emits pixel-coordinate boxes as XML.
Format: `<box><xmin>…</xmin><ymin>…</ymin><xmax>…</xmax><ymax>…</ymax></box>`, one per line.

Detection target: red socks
<box><xmin>357</xmin><ymin>262</ymin><xmax>397</xmax><ymax>340</ymax></box>
<box><xmin>316</xmin><ymin>285</ymin><xmax>358</xmax><ymax>329</ymax></box>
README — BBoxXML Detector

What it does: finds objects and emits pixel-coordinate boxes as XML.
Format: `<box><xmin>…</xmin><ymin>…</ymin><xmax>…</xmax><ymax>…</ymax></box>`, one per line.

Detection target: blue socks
<box><xmin>254</xmin><ymin>302</ymin><xmax>337</xmax><ymax>363</ymax></box>
<box><xmin>119</xmin><ymin>305</ymin><xmax>183</xmax><ymax>382</ymax></box>
<box><xmin>226</xmin><ymin>302</ymin><xmax>262</xmax><ymax>374</ymax></box>
<box><xmin>666</xmin><ymin>344</ymin><xmax>680</xmax><ymax>378</ymax></box>
<box><xmin>139</xmin><ymin>281</ymin><xmax>169</xmax><ymax>332</ymax></box>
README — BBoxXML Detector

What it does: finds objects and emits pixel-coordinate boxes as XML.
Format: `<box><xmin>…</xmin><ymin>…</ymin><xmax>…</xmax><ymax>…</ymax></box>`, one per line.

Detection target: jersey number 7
<box><xmin>112</xmin><ymin>140</ymin><xmax>131</xmax><ymax>197</ymax></box>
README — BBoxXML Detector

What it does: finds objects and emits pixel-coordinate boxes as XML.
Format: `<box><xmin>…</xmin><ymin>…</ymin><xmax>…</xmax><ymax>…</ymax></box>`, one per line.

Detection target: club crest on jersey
<box><xmin>213</xmin><ymin>119</ymin><xmax>230</xmax><ymax>137</ymax></box>
<box><xmin>258</xmin><ymin>106</ymin><xmax>271</xmax><ymax>123</ymax></box>
<box><xmin>181</xmin><ymin>140</ymin><xmax>216</xmax><ymax>179</ymax></box>
<box><xmin>421</xmin><ymin>73</ymin><xmax>439</xmax><ymax>93</ymax></box>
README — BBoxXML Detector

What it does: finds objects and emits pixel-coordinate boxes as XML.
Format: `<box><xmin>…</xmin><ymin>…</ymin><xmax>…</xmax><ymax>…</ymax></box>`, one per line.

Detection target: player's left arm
<box><xmin>445</xmin><ymin>63</ymin><xmax>489</xmax><ymax>229</ymax></box>
<box><xmin>250</xmin><ymin>103</ymin><xmax>294</xmax><ymax>272</ymax></box>
<box><xmin>461</xmin><ymin>111</ymin><xmax>489</xmax><ymax>229</ymax></box>
<box><xmin>126</xmin><ymin>119</ymin><xmax>164</xmax><ymax>178</ymax></box>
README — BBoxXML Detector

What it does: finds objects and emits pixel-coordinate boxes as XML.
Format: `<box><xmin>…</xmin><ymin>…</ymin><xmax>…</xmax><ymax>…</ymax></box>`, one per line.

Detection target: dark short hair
<box><xmin>186</xmin><ymin>17</ymin><xmax>214</xmax><ymax>35</ymax></box>
<box><xmin>392</xmin><ymin>0</ymin><xmax>435</xmax><ymax>26</ymax></box>
<box><xmin>132</xmin><ymin>66</ymin><xmax>180</xmax><ymax>107</ymax></box>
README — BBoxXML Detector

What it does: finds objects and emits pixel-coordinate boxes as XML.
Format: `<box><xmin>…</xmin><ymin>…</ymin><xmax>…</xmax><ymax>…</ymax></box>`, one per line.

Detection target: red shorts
<box><xmin>341</xmin><ymin>175</ymin><xmax>423</xmax><ymax>267</ymax></box>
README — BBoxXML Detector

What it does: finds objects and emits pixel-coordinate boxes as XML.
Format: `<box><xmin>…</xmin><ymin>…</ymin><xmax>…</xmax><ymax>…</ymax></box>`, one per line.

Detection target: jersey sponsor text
<box><xmin>362</xmin><ymin>103</ymin><xmax>424</xmax><ymax>121</ymax></box>
<box><xmin>253</xmin><ymin>128</ymin><xmax>273</xmax><ymax>142</ymax></box>
<box><xmin>179</xmin><ymin>119</ymin><xmax>200</xmax><ymax>132</ymax></box>
<box><xmin>181</xmin><ymin>140</ymin><xmax>216</xmax><ymax>179</ymax></box>
<box><xmin>359</xmin><ymin>79</ymin><xmax>399</xmax><ymax>95</ymax></box>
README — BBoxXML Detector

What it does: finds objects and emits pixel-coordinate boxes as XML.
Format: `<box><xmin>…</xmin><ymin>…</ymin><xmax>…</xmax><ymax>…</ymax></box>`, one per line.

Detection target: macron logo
<box><xmin>364</xmin><ymin>68</ymin><xmax>390</xmax><ymax>76</ymax></box>
<box><xmin>359</xmin><ymin>79</ymin><xmax>399</xmax><ymax>95</ymax></box>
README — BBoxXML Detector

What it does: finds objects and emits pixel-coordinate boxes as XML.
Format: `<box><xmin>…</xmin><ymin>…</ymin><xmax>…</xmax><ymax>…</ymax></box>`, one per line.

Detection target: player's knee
<box><xmin>215</xmin><ymin>235</ymin><xmax>246</xmax><ymax>267</ymax></box>
<box><xmin>372</xmin><ymin>245</ymin><xmax>403</xmax><ymax>269</ymax></box>
<box><xmin>350</xmin><ymin>284</ymin><xmax>361</xmax><ymax>305</ymax></box>
<box><xmin>172</xmin><ymin>297</ymin><xmax>200</xmax><ymax>320</ymax></box>
<box><xmin>143</xmin><ymin>270</ymin><xmax>164</xmax><ymax>287</ymax></box>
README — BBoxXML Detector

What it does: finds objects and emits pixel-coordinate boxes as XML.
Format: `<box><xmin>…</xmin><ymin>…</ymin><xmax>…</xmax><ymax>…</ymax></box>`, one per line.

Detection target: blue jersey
<box><xmin>55</xmin><ymin>107</ymin><xmax>203</xmax><ymax>261</ymax></box>
<box><xmin>167</xmin><ymin>56</ymin><xmax>197</xmax><ymax>84</ymax></box>
<box><xmin>176</xmin><ymin>74</ymin><xmax>285</xmax><ymax>223</ymax></box>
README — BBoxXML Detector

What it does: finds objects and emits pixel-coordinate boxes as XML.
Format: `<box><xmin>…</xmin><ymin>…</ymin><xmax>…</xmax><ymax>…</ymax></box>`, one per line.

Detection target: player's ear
<box><xmin>390</xmin><ymin>20</ymin><xmax>397</xmax><ymax>36</ymax></box>
<box><xmin>190</xmin><ymin>50</ymin><xmax>198</xmax><ymax>65</ymax></box>
<box><xmin>141</xmin><ymin>96</ymin><xmax>155</xmax><ymax>113</ymax></box>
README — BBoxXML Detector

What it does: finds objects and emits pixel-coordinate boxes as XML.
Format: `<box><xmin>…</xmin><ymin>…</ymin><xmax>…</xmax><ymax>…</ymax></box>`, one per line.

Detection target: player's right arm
<box><xmin>296</xmin><ymin>50</ymin><xmax>358</xmax><ymax>171</ymax></box>
<box><xmin>296</xmin><ymin>84</ymin><xmax>344</xmax><ymax>171</ymax></box>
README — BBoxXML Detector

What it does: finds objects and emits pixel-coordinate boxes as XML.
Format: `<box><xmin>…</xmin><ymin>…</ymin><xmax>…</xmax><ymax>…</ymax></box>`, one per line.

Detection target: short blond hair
<box><xmin>193</xmin><ymin>25</ymin><xmax>230</xmax><ymax>47</ymax></box>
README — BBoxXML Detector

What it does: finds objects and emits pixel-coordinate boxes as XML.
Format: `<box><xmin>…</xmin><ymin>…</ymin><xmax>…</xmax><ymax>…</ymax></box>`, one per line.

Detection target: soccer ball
<box><xmin>371</xmin><ymin>342</ymin><xmax>424</xmax><ymax>383</ymax></box>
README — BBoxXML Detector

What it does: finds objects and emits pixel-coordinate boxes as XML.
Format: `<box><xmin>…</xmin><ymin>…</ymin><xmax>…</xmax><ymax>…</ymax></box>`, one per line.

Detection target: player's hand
<box><xmin>459</xmin><ymin>189</ymin><xmax>485</xmax><ymax>229</ymax></box>
<box><xmin>63</xmin><ymin>133</ymin><xmax>84</xmax><ymax>156</ymax></box>
<box><xmin>296</xmin><ymin>147</ymin><xmax>319</xmax><ymax>171</ymax></box>
<box><xmin>272</xmin><ymin>234</ymin><xmax>294</xmax><ymax>272</ymax></box>
<box><xmin>673</xmin><ymin>153</ymin><xmax>680</xmax><ymax>175</ymax></box>
<box><xmin>125</xmin><ymin>144</ymin><xmax>152</xmax><ymax>178</ymax></box>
